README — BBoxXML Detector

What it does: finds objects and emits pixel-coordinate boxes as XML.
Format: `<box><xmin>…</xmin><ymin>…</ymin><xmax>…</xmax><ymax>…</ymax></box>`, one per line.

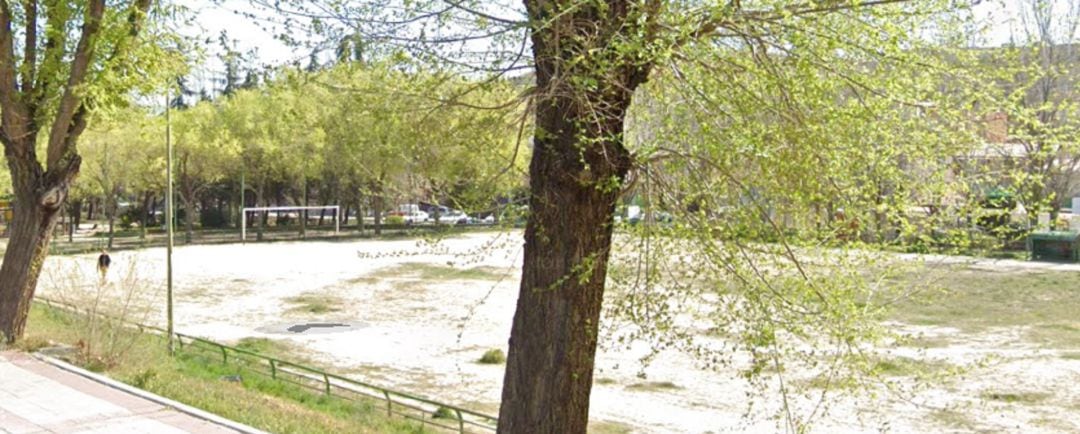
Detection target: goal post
<box><xmin>241</xmin><ymin>205</ymin><xmax>341</xmax><ymax>241</ymax></box>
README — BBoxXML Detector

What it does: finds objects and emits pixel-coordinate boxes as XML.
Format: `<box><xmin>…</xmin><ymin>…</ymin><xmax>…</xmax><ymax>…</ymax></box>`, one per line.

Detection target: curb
<box><xmin>32</xmin><ymin>353</ymin><xmax>270</xmax><ymax>434</ymax></box>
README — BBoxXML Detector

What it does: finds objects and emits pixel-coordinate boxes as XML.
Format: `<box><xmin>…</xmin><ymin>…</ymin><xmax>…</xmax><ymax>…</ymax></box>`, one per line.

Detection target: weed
<box><xmin>627</xmin><ymin>381</ymin><xmax>681</xmax><ymax>391</ymax></box>
<box><xmin>284</xmin><ymin>294</ymin><xmax>343</xmax><ymax>315</ymax></box>
<box><xmin>432</xmin><ymin>406</ymin><xmax>458</xmax><ymax>420</ymax></box>
<box><xmin>478</xmin><ymin>349</ymin><xmax>506</xmax><ymax>364</ymax></box>
<box><xmin>982</xmin><ymin>391</ymin><xmax>1051</xmax><ymax>404</ymax></box>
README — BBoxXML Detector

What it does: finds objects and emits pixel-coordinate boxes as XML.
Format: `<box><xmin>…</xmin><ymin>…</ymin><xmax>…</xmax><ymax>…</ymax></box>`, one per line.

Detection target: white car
<box><xmin>402</xmin><ymin>210</ymin><xmax>429</xmax><ymax>224</ymax></box>
<box><xmin>437</xmin><ymin>209</ymin><xmax>470</xmax><ymax>225</ymax></box>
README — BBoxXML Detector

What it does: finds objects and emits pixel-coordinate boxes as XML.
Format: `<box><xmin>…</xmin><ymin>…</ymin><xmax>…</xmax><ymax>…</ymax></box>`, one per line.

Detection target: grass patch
<box><xmin>22</xmin><ymin>304</ymin><xmax>426</xmax><ymax>434</ymax></box>
<box><xmin>431</xmin><ymin>406</ymin><xmax>458</xmax><ymax>420</ymax></box>
<box><xmin>477</xmin><ymin>349</ymin><xmax>506</xmax><ymax>365</ymax></box>
<box><xmin>626</xmin><ymin>381</ymin><xmax>681</xmax><ymax>392</ymax></box>
<box><xmin>233</xmin><ymin>337</ymin><xmax>300</xmax><ymax>360</ymax></box>
<box><xmin>595</xmin><ymin>377</ymin><xmax>617</xmax><ymax>386</ymax></box>
<box><xmin>284</xmin><ymin>293</ymin><xmax>344</xmax><ymax>315</ymax></box>
<box><xmin>589</xmin><ymin>420</ymin><xmax>635</xmax><ymax>434</ymax></box>
<box><xmin>1059</xmin><ymin>352</ymin><xmax>1080</xmax><ymax>360</ymax></box>
<box><xmin>873</xmin><ymin>356</ymin><xmax>952</xmax><ymax>377</ymax></box>
<box><xmin>370</xmin><ymin>263</ymin><xmax>506</xmax><ymax>281</ymax></box>
<box><xmin>886</xmin><ymin>269</ymin><xmax>1080</xmax><ymax>347</ymax></box>
<box><xmin>982</xmin><ymin>391</ymin><xmax>1051</xmax><ymax>404</ymax></box>
<box><xmin>930</xmin><ymin>408</ymin><xmax>977</xmax><ymax>430</ymax></box>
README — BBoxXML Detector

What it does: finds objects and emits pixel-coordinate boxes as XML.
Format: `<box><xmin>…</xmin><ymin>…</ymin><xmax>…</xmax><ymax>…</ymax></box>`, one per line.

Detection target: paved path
<box><xmin>0</xmin><ymin>352</ymin><xmax>252</xmax><ymax>434</ymax></box>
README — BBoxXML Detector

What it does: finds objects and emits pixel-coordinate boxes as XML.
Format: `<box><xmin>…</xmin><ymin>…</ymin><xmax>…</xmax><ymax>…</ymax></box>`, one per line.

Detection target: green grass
<box><xmin>477</xmin><ymin>349</ymin><xmax>506</xmax><ymax>365</ymax></box>
<box><xmin>370</xmin><ymin>262</ymin><xmax>507</xmax><ymax>281</ymax></box>
<box><xmin>887</xmin><ymin>269</ymin><xmax>1080</xmax><ymax>348</ymax></box>
<box><xmin>929</xmin><ymin>408</ymin><xmax>977</xmax><ymax>430</ymax></box>
<box><xmin>982</xmin><ymin>391</ymin><xmax>1051</xmax><ymax>404</ymax></box>
<box><xmin>589</xmin><ymin>421</ymin><xmax>635</xmax><ymax>434</ymax></box>
<box><xmin>21</xmin><ymin>304</ymin><xmax>427</xmax><ymax>434</ymax></box>
<box><xmin>626</xmin><ymin>381</ymin><xmax>681</xmax><ymax>392</ymax></box>
<box><xmin>872</xmin><ymin>356</ymin><xmax>952</xmax><ymax>377</ymax></box>
<box><xmin>284</xmin><ymin>293</ymin><xmax>344</xmax><ymax>315</ymax></box>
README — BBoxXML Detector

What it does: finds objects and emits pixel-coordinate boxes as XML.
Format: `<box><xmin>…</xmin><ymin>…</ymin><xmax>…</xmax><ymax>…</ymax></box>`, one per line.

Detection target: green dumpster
<box><xmin>1028</xmin><ymin>231</ymin><xmax>1080</xmax><ymax>262</ymax></box>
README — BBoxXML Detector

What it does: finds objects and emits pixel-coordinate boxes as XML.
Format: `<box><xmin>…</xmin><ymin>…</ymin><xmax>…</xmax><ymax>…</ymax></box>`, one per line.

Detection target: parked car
<box><xmin>437</xmin><ymin>209</ymin><xmax>470</xmax><ymax>225</ymax></box>
<box><xmin>402</xmin><ymin>210</ymin><xmax>429</xmax><ymax>224</ymax></box>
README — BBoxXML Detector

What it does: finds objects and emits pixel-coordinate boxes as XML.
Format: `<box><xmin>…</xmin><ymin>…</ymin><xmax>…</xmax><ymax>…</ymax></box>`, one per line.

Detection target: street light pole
<box><xmin>166</xmin><ymin>90</ymin><xmax>175</xmax><ymax>355</ymax></box>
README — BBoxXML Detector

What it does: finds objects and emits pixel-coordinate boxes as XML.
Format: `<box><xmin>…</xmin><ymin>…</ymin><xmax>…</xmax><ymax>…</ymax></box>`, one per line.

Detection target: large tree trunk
<box><xmin>0</xmin><ymin>151</ymin><xmax>76</xmax><ymax>343</ymax></box>
<box><xmin>497</xmin><ymin>1</ymin><xmax>651</xmax><ymax>432</ymax></box>
<box><xmin>0</xmin><ymin>201</ymin><xmax>62</xmax><ymax>342</ymax></box>
<box><xmin>497</xmin><ymin>107</ymin><xmax>633</xmax><ymax>433</ymax></box>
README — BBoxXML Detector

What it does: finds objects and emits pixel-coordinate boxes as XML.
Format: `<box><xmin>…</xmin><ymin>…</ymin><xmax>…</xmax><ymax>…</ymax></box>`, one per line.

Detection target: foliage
<box><xmin>478</xmin><ymin>349</ymin><xmax>506</xmax><ymax>365</ymax></box>
<box><xmin>252</xmin><ymin>0</ymin><xmax>995</xmax><ymax>431</ymax></box>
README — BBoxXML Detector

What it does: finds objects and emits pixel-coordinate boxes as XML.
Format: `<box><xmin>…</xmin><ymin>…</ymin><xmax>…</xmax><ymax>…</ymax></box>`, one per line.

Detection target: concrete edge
<box><xmin>32</xmin><ymin>353</ymin><xmax>271</xmax><ymax>434</ymax></box>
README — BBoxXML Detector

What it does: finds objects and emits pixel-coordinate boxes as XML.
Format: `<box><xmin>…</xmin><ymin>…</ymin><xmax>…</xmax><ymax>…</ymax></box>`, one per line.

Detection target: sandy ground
<box><xmin>34</xmin><ymin>232</ymin><xmax>1080</xmax><ymax>433</ymax></box>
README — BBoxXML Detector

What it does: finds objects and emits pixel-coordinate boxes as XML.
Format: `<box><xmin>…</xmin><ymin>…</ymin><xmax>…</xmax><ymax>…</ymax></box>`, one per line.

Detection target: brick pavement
<box><xmin>0</xmin><ymin>352</ymin><xmax>254</xmax><ymax>434</ymax></box>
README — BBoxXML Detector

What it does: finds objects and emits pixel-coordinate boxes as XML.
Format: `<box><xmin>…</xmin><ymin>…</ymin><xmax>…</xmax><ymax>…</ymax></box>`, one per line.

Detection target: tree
<box><xmin>80</xmin><ymin>108</ymin><xmax>157</xmax><ymax>248</ymax></box>
<box><xmin>173</xmin><ymin>102</ymin><xmax>231</xmax><ymax>243</ymax></box>
<box><xmin>985</xmin><ymin>0</ymin><xmax>1080</xmax><ymax>217</ymax></box>
<box><xmin>0</xmin><ymin>0</ymin><xmax>169</xmax><ymax>342</ymax></box>
<box><xmin>257</xmin><ymin>1</ymin><xmax>976</xmax><ymax>430</ymax></box>
<box><xmin>220</xmin><ymin>88</ymin><xmax>278</xmax><ymax>240</ymax></box>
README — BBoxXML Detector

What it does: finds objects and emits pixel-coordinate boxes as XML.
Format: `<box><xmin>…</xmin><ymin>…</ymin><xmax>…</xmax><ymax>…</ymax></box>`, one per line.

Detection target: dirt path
<box><xmin>33</xmin><ymin>233</ymin><xmax>1080</xmax><ymax>433</ymax></box>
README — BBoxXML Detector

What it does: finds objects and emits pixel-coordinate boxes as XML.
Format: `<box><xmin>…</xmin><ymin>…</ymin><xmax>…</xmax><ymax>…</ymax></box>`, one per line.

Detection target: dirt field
<box><xmin>34</xmin><ymin>232</ymin><xmax>1080</xmax><ymax>433</ymax></box>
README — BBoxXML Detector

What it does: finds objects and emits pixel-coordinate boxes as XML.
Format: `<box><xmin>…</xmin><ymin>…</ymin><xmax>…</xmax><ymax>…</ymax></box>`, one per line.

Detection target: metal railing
<box><xmin>34</xmin><ymin>297</ymin><xmax>498</xmax><ymax>433</ymax></box>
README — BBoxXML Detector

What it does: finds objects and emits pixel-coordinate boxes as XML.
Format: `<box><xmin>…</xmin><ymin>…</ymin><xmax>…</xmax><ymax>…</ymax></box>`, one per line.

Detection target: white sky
<box><xmin>177</xmin><ymin>0</ymin><xmax>1066</xmax><ymax>94</ymax></box>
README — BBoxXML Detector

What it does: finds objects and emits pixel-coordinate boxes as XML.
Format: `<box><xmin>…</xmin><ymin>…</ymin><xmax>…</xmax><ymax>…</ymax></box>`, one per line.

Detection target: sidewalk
<box><xmin>0</xmin><ymin>352</ymin><xmax>256</xmax><ymax>434</ymax></box>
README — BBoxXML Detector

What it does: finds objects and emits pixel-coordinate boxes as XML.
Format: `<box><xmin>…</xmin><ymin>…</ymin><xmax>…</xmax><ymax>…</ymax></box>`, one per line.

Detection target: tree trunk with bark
<box><xmin>1</xmin><ymin>0</ymin><xmax>147</xmax><ymax>339</ymax></box>
<box><xmin>255</xmin><ymin>183</ymin><xmax>266</xmax><ymax>241</ymax></box>
<box><xmin>140</xmin><ymin>191</ymin><xmax>152</xmax><ymax>239</ymax></box>
<box><xmin>106</xmin><ymin>194</ymin><xmax>115</xmax><ymax>249</ymax></box>
<box><xmin>497</xmin><ymin>1</ymin><xmax>655</xmax><ymax>432</ymax></box>
<box><xmin>299</xmin><ymin>178</ymin><xmax>308</xmax><ymax>237</ymax></box>
<box><xmin>372</xmin><ymin>180</ymin><xmax>384</xmax><ymax>236</ymax></box>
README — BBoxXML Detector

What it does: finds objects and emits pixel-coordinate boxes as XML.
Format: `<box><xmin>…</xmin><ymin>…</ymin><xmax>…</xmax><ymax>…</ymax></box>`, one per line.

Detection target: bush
<box><xmin>119</xmin><ymin>205</ymin><xmax>151</xmax><ymax>229</ymax></box>
<box><xmin>385</xmin><ymin>215</ymin><xmax>405</xmax><ymax>226</ymax></box>
<box><xmin>43</xmin><ymin>259</ymin><xmax>153</xmax><ymax>369</ymax></box>
<box><xmin>478</xmin><ymin>348</ymin><xmax>506</xmax><ymax>364</ymax></box>
<box><xmin>200</xmin><ymin>208</ymin><xmax>230</xmax><ymax>228</ymax></box>
<box><xmin>432</xmin><ymin>406</ymin><xmax>458</xmax><ymax>420</ymax></box>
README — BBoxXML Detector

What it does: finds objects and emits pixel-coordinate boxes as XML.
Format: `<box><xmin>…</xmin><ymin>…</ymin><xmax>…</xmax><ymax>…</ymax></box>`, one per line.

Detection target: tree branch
<box><xmin>45</xmin><ymin>0</ymin><xmax>105</xmax><ymax>168</ymax></box>
<box><xmin>20</xmin><ymin>0</ymin><xmax>36</xmax><ymax>95</ymax></box>
<box><xmin>0</xmin><ymin>0</ymin><xmax>29</xmax><ymax>152</ymax></box>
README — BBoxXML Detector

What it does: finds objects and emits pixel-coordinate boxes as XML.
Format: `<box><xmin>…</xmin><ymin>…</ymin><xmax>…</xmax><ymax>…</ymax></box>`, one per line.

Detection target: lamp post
<box><xmin>166</xmin><ymin>90</ymin><xmax>175</xmax><ymax>355</ymax></box>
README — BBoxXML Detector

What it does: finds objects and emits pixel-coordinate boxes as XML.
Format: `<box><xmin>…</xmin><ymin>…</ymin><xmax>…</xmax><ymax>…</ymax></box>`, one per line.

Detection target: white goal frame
<box><xmin>242</xmin><ymin>206</ymin><xmax>340</xmax><ymax>241</ymax></box>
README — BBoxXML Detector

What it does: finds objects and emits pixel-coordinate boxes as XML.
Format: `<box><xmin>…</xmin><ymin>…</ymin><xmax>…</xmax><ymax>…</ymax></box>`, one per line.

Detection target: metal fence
<box><xmin>34</xmin><ymin>297</ymin><xmax>498</xmax><ymax>433</ymax></box>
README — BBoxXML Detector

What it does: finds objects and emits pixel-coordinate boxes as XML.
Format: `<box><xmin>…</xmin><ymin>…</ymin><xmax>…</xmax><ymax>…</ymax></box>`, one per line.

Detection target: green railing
<box><xmin>35</xmin><ymin>297</ymin><xmax>498</xmax><ymax>433</ymax></box>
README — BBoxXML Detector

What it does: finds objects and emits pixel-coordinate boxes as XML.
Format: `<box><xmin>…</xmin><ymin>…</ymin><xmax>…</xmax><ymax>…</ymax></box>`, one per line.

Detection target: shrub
<box><xmin>478</xmin><ymin>348</ymin><xmax>506</xmax><ymax>364</ymax></box>
<box><xmin>432</xmin><ymin>406</ymin><xmax>458</xmax><ymax>420</ymax></box>
<box><xmin>385</xmin><ymin>215</ymin><xmax>405</xmax><ymax>226</ymax></box>
<box><xmin>200</xmin><ymin>207</ymin><xmax>230</xmax><ymax>228</ymax></box>
<box><xmin>43</xmin><ymin>259</ymin><xmax>153</xmax><ymax>369</ymax></box>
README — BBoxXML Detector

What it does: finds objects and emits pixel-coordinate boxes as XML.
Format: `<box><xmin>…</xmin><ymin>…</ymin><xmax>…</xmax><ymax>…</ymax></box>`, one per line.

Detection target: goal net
<box><xmin>241</xmin><ymin>205</ymin><xmax>341</xmax><ymax>241</ymax></box>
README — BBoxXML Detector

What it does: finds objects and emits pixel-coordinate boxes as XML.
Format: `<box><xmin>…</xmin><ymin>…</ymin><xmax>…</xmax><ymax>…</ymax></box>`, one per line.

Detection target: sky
<box><xmin>177</xmin><ymin>0</ymin><xmax>1065</xmax><ymax>95</ymax></box>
